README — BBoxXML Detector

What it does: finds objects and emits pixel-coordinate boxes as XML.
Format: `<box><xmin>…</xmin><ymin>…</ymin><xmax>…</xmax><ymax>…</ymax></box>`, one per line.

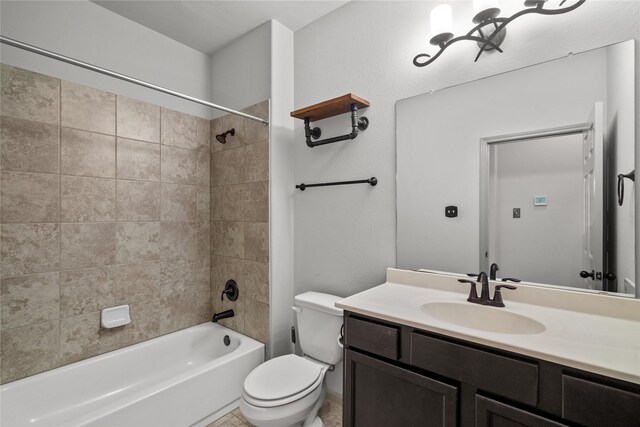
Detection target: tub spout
<box><xmin>212</xmin><ymin>309</ymin><xmax>235</xmax><ymax>323</ymax></box>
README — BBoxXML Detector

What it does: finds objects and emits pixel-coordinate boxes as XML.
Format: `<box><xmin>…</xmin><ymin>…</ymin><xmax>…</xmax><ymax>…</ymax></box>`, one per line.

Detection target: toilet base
<box><xmin>240</xmin><ymin>384</ymin><xmax>327</xmax><ymax>427</ymax></box>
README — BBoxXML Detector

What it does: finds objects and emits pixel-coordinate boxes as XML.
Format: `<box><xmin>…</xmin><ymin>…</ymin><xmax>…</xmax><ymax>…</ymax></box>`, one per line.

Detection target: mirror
<box><xmin>396</xmin><ymin>40</ymin><xmax>635</xmax><ymax>296</ymax></box>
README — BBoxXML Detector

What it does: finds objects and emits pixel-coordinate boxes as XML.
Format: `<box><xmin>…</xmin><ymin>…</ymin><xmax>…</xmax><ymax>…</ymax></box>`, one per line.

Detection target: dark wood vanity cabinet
<box><xmin>343</xmin><ymin>312</ymin><xmax>640</xmax><ymax>427</ymax></box>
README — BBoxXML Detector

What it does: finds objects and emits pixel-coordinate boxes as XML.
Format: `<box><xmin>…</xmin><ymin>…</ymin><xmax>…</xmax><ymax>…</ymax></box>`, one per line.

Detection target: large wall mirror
<box><xmin>396</xmin><ymin>40</ymin><xmax>636</xmax><ymax>296</ymax></box>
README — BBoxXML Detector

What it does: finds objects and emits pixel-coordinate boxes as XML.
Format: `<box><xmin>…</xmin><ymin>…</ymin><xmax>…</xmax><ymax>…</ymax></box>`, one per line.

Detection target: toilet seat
<box><xmin>243</xmin><ymin>355</ymin><xmax>328</xmax><ymax>408</ymax></box>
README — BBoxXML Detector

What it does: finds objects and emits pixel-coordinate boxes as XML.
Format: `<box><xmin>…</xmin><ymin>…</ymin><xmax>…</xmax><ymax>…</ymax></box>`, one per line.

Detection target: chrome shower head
<box><xmin>215</xmin><ymin>128</ymin><xmax>235</xmax><ymax>144</ymax></box>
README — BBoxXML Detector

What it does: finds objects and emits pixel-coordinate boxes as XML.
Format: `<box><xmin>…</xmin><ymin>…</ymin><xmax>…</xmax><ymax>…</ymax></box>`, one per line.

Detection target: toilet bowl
<box><xmin>239</xmin><ymin>292</ymin><xmax>344</xmax><ymax>427</ymax></box>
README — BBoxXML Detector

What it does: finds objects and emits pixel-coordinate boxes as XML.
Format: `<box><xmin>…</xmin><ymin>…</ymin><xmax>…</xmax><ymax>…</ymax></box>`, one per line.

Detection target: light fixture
<box><xmin>414</xmin><ymin>0</ymin><xmax>585</xmax><ymax>67</ymax></box>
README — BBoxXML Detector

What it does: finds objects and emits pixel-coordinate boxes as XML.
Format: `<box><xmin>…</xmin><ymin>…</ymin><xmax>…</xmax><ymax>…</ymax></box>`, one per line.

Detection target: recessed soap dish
<box><xmin>101</xmin><ymin>305</ymin><xmax>131</xmax><ymax>328</ymax></box>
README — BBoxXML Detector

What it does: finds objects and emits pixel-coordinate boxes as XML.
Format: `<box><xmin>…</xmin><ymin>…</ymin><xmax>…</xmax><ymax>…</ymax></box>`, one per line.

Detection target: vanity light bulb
<box><xmin>430</xmin><ymin>4</ymin><xmax>453</xmax><ymax>38</ymax></box>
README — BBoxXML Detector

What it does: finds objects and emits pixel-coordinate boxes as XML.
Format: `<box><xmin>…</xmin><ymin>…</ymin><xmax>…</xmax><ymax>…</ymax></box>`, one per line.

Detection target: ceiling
<box><xmin>92</xmin><ymin>0</ymin><xmax>349</xmax><ymax>55</ymax></box>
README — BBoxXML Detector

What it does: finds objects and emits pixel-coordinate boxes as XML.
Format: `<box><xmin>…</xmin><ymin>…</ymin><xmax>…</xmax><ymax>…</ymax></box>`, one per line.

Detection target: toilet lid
<box><xmin>244</xmin><ymin>355</ymin><xmax>323</xmax><ymax>401</ymax></box>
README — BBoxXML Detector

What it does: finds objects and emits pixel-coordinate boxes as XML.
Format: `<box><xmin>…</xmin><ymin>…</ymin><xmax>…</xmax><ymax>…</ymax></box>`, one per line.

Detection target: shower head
<box><xmin>215</xmin><ymin>128</ymin><xmax>235</xmax><ymax>144</ymax></box>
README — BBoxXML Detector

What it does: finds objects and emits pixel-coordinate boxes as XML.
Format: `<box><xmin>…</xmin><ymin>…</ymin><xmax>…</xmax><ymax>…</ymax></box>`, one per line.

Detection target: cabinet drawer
<box><xmin>476</xmin><ymin>395</ymin><xmax>567</xmax><ymax>427</ymax></box>
<box><xmin>411</xmin><ymin>333</ymin><xmax>539</xmax><ymax>406</ymax></box>
<box><xmin>562</xmin><ymin>375</ymin><xmax>640</xmax><ymax>427</ymax></box>
<box><xmin>346</xmin><ymin>316</ymin><xmax>399</xmax><ymax>360</ymax></box>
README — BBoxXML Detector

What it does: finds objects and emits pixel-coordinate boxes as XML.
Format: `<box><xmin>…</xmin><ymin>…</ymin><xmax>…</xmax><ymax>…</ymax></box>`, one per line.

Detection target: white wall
<box><xmin>491</xmin><ymin>135</ymin><xmax>584</xmax><ymax>288</ymax></box>
<box><xmin>269</xmin><ymin>20</ymin><xmax>296</xmax><ymax>359</ymax></box>
<box><xmin>606</xmin><ymin>41</ymin><xmax>636</xmax><ymax>292</ymax></box>
<box><xmin>0</xmin><ymin>0</ymin><xmax>212</xmax><ymax>118</ymax></box>
<box><xmin>294</xmin><ymin>1</ymin><xmax>640</xmax><ymax>301</ymax></box>
<box><xmin>210</xmin><ymin>22</ymin><xmax>271</xmax><ymax>119</ymax></box>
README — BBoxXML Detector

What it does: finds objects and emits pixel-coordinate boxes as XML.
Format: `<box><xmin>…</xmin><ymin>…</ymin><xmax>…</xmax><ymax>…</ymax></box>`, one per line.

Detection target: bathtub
<box><xmin>0</xmin><ymin>323</ymin><xmax>264</xmax><ymax>427</ymax></box>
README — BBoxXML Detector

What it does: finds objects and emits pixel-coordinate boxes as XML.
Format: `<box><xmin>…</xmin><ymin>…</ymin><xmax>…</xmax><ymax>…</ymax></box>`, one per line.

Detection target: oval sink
<box><xmin>421</xmin><ymin>302</ymin><xmax>546</xmax><ymax>335</ymax></box>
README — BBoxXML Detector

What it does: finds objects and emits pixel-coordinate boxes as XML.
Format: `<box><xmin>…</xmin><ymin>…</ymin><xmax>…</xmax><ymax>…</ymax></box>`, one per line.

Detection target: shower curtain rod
<box><xmin>0</xmin><ymin>35</ymin><xmax>269</xmax><ymax>125</ymax></box>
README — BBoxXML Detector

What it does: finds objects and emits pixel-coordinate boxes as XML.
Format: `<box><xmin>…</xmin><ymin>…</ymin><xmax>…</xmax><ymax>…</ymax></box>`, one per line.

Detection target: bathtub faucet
<box><xmin>212</xmin><ymin>309</ymin><xmax>235</xmax><ymax>323</ymax></box>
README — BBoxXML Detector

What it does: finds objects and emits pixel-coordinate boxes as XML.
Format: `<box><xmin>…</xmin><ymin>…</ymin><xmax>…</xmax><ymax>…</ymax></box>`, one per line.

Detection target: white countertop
<box><xmin>336</xmin><ymin>269</ymin><xmax>640</xmax><ymax>385</ymax></box>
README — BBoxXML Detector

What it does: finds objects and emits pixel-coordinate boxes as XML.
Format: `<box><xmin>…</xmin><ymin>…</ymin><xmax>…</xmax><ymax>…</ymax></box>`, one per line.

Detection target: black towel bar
<box><xmin>296</xmin><ymin>177</ymin><xmax>378</xmax><ymax>191</ymax></box>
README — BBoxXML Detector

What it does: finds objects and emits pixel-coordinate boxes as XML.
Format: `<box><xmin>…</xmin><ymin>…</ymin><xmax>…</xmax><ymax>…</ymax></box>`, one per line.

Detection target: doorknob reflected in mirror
<box><xmin>579</xmin><ymin>270</ymin><xmax>595</xmax><ymax>280</ymax></box>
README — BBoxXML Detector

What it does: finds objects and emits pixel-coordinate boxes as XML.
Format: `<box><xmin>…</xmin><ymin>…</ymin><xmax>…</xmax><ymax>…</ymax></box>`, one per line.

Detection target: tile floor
<box><xmin>206</xmin><ymin>395</ymin><xmax>342</xmax><ymax>427</ymax></box>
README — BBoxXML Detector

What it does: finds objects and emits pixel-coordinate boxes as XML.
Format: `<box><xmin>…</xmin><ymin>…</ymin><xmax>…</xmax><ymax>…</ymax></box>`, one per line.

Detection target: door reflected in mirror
<box><xmin>396</xmin><ymin>40</ymin><xmax>635</xmax><ymax>296</ymax></box>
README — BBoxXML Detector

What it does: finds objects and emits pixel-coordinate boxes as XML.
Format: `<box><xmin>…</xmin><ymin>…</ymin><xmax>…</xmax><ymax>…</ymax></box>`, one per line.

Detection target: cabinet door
<box><xmin>476</xmin><ymin>395</ymin><xmax>567</xmax><ymax>427</ymax></box>
<box><xmin>344</xmin><ymin>349</ymin><xmax>458</xmax><ymax>427</ymax></box>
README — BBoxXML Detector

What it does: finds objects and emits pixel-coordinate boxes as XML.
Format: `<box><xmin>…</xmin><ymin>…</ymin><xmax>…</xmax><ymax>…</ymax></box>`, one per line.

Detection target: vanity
<box><xmin>337</xmin><ymin>269</ymin><xmax>640</xmax><ymax>427</ymax></box>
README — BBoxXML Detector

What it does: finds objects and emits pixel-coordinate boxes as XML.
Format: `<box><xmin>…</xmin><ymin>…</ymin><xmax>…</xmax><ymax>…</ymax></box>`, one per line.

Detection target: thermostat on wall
<box><xmin>534</xmin><ymin>196</ymin><xmax>548</xmax><ymax>206</ymax></box>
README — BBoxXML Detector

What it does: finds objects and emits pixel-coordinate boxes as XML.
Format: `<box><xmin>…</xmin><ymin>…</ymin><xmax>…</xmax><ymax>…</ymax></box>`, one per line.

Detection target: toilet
<box><xmin>239</xmin><ymin>292</ymin><xmax>344</xmax><ymax>427</ymax></box>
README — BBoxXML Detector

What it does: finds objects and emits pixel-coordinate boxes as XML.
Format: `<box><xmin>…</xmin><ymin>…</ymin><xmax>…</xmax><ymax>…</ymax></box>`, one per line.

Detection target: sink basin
<box><xmin>421</xmin><ymin>302</ymin><xmax>546</xmax><ymax>335</ymax></box>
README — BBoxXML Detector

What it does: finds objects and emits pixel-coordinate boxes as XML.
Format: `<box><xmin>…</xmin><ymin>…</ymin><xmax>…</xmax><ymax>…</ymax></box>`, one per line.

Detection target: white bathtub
<box><xmin>1</xmin><ymin>323</ymin><xmax>264</xmax><ymax>427</ymax></box>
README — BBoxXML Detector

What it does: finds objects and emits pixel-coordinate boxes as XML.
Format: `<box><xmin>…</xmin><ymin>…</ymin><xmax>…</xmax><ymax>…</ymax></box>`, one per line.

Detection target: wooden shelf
<box><xmin>291</xmin><ymin>94</ymin><xmax>369</xmax><ymax>122</ymax></box>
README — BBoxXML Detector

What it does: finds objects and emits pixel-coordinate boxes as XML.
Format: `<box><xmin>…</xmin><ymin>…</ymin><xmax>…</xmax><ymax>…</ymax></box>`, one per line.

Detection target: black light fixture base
<box><xmin>475</xmin><ymin>24</ymin><xmax>507</xmax><ymax>51</ymax></box>
<box><xmin>430</xmin><ymin>32</ymin><xmax>454</xmax><ymax>46</ymax></box>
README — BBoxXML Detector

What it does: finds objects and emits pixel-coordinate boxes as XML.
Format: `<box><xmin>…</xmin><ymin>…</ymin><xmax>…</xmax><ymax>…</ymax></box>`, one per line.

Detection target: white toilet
<box><xmin>239</xmin><ymin>292</ymin><xmax>344</xmax><ymax>427</ymax></box>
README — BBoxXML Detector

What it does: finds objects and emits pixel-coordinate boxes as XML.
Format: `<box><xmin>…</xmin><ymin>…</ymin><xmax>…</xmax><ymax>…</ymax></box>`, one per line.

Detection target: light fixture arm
<box><xmin>414</xmin><ymin>0</ymin><xmax>586</xmax><ymax>67</ymax></box>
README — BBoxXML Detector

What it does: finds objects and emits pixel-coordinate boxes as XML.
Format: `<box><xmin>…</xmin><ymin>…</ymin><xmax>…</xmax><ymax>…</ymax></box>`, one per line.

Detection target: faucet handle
<box><xmin>458</xmin><ymin>279</ymin><xmax>479</xmax><ymax>302</ymax></box>
<box><xmin>492</xmin><ymin>284</ymin><xmax>517</xmax><ymax>307</ymax></box>
<box><xmin>501</xmin><ymin>277</ymin><xmax>521</xmax><ymax>283</ymax></box>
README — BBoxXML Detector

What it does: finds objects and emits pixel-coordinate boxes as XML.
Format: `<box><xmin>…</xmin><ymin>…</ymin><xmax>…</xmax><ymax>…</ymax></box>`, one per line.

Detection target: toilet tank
<box><xmin>294</xmin><ymin>292</ymin><xmax>344</xmax><ymax>365</ymax></box>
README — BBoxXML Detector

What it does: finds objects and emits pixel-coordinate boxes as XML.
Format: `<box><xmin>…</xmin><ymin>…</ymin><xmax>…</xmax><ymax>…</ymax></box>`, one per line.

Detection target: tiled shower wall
<box><xmin>210</xmin><ymin>101</ymin><xmax>270</xmax><ymax>346</ymax></box>
<box><xmin>0</xmin><ymin>64</ymin><xmax>211</xmax><ymax>384</ymax></box>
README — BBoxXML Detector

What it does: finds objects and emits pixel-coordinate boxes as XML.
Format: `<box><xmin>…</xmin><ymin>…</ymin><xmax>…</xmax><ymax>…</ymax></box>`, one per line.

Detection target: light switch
<box><xmin>513</xmin><ymin>208</ymin><xmax>521</xmax><ymax>219</ymax></box>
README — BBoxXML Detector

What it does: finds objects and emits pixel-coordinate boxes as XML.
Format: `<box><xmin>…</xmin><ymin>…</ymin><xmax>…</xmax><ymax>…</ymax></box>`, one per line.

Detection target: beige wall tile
<box><xmin>61</xmin><ymin>81</ymin><xmax>115</xmax><ymax>134</ymax></box>
<box><xmin>59</xmin><ymin>312</ymin><xmax>100</xmax><ymax>365</ymax></box>
<box><xmin>244</xmin><ymin>298</ymin><xmax>269</xmax><ymax>343</ymax></box>
<box><xmin>222</xmin><ymin>221</ymin><xmax>244</xmax><ymax>259</ymax></box>
<box><xmin>1</xmin><ymin>321</ymin><xmax>60</xmax><ymax>383</ymax></box>
<box><xmin>222</xmin><ymin>185</ymin><xmax>245</xmax><ymax>221</ymax></box>
<box><xmin>210</xmin><ymin>116</ymin><xmax>226</xmax><ymax>154</ymax></box>
<box><xmin>116</xmin><ymin>180</ymin><xmax>160</xmax><ymax>221</ymax></box>
<box><xmin>210</xmin><ymin>221</ymin><xmax>224</xmax><ymax>256</ymax></box>
<box><xmin>161</xmin><ymin>108</ymin><xmax>197</xmax><ymax>150</ymax></box>
<box><xmin>98</xmin><ymin>324</ymin><xmax>134</xmax><ymax>354</ymax></box>
<box><xmin>61</xmin><ymin>176</ymin><xmax>115</xmax><ymax>222</ymax></box>
<box><xmin>161</xmin><ymin>183</ymin><xmax>196</xmax><ymax>221</ymax></box>
<box><xmin>1</xmin><ymin>272</ymin><xmax>59</xmax><ymax>330</ymax></box>
<box><xmin>196</xmin><ymin>186</ymin><xmax>210</xmax><ymax>222</ymax></box>
<box><xmin>243</xmin><ymin>101</ymin><xmax>269</xmax><ymax>144</ymax></box>
<box><xmin>197</xmin><ymin>150</ymin><xmax>210</xmax><ymax>186</ymax></box>
<box><xmin>245</xmin><ymin>260</ymin><xmax>269</xmax><ymax>304</ymax></box>
<box><xmin>195</xmin><ymin>282</ymin><xmax>212</xmax><ymax>324</ymax></box>
<box><xmin>244</xmin><ymin>181</ymin><xmax>268</xmax><ymax>222</ymax></box>
<box><xmin>61</xmin><ymin>223</ymin><xmax>116</xmax><ymax>269</ymax></box>
<box><xmin>220</xmin><ymin>114</ymin><xmax>245</xmax><ymax>149</ymax></box>
<box><xmin>161</xmin><ymin>145</ymin><xmax>197</xmax><ymax>184</ymax></box>
<box><xmin>210</xmin><ymin>187</ymin><xmax>223</xmax><ymax>221</ymax></box>
<box><xmin>59</xmin><ymin>266</ymin><xmax>115</xmax><ymax>317</ymax></box>
<box><xmin>244</xmin><ymin>222</ymin><xmax>268</xmax><ymax>263</ymax></box>
<box><xmin>221</xmin><ymin>148</ymin><xmax>245</xmax><ymax>185</ymax></box>
<box><xmin>1</xmin><ymin>171</ymin><xmax>59</xmax><ymax>223</ymax></box>
<box><xmin>61</xmin><ymin>128</ymin><xmax>116</xmax><ymax>178</ymax></box>
<box><xmin>117</xmin><ymin>137</ymin><xmax>160</xmax><ymax>181</ymax></box>
<box><xmin>210</xmin><ymin>151</ymin><xmax>223</xmax><ymax>186</ymax></box>
<box><xmin>129</xmin><ymin>300</ymin><xmax>160</xmax><ymax>343</ymax></box>
<box><xmin>196</xmin><ymin>117</ymin><xmax>210</xmax><ymax>152</ymax></box>
<box><xmin>197</xmin><ymin>221</ymin><xmax>211</xmax><ymax>262</ymax></box>
<box><xmin>115</xmin><ymin>261</ymin><xmax>160</xmax><ymax>304</ymax></box>
<box><xmin>159</xmin><ymin>293</ymin><xmax>196</xmax><ymax>335</ymax></box>
<box><xmin>160</xmin><ymin>222</ymin><xmax>195</xmax><ymax>259</ymax></box>
<box><xmin>160</xmin><ymin>258</ymin><xmax>193</xmax><ymax>298</ymax></box>
<box><xmin>1</xmin><ymin>223</ymin><xmax>59</xmax><ymax>278</ymax></box>
<box><xmin>116</xmin><ymin>96</ymin><xmax>160</xmax><ymax>143</ymax></box>
<box><xmin>0</xmin><ymin>64</ymin><xmax>59</xmax><ymax>125</ymax></box>
<box><xmin>243</xmin><ymin>141</ymin><xmax>268</xmax><ymax>183</ymax></box>
<box><xmin>0</xmin><ymin>116</ymin><xmax>59</xmax><ymax>173</ymax></box>
<box><xmin>116</xmin><ymin>222</ymin><xmax>160</xmax><ymax>264</ymax></box>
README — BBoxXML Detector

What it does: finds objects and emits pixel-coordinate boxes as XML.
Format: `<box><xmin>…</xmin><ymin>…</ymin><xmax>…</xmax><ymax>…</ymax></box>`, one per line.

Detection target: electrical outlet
<box><xmin>445</xmin><ymin>206</ymin><xmax>458</xmax><ymax>218</ymax></box>
<box><xmin>513</xmin><ymin>208</ymin><xmax>521</xmax><ymax>219</ymax></box>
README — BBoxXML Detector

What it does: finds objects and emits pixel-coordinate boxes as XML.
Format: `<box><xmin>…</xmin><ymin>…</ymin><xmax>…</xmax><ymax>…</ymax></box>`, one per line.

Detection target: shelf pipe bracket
<box><xmin>304</xmin><ymin>103</ymin><xmax>369</xmax><ymax>148</ymax></box>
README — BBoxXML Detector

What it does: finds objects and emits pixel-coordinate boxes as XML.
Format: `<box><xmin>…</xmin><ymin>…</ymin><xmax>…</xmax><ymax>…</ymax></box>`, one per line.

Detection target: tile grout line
<box><xmin>57</xmin><ymin>77</ymin><xmax>63</xmax><ymax>367</ymax></box>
